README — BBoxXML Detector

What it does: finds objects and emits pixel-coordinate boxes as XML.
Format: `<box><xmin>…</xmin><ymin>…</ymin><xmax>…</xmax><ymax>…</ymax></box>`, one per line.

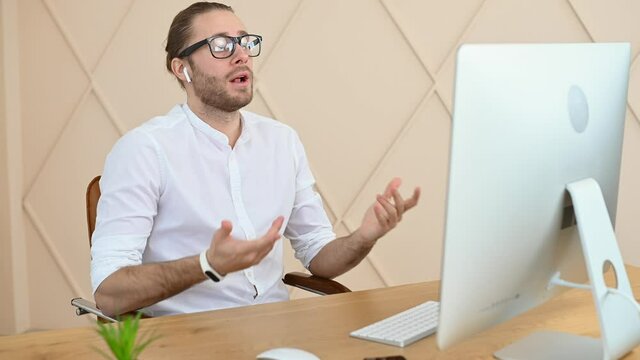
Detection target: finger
<box><xmin>263</xmin><ymin>216</ymin><xmax>284</xmax><ymax>243</ymax></box>
<box><xmin>213</xmin><ymin>220</ymin><xmax>233</xmax><ymax>244</ymax></box>
<box><xmin>403</xmin><ymin>187</ymin><xmax>421</xmax><ymax>211</ymax></box>
<box><xmin>249</xmin><ymin>234</ymin><xmax>281</xmax><ymax>265</ymax></box>
<box><xmin>383</xmin><ymin>177</ymin><xmax>402</xmax><ymax>198</ymax></box>
<box><xmin>377</xmin><ymin>194</ymin><xmax>398</xmax><ymax>226</ymax></box>
<box><xmin>373</xmin><ymin>202</ymin><xmax>389</xmax><ymax>224</ymax></box>
<box><xmin>255</xmin><ymin>238</ymin><xmax>279</xmax><ymax>262</ymax></box>
<box><xmin>208</xmin><ymin>220</ymin><xmax>234</xmax><ymax>270</ymax></box>
<box><xmin>373</xmin><ymin>203</ymin><xmax>389</xmax><ymax>233</ymax></box>
<box><xmin>391</xmin><ymin>189</ymin><xmax>405</xmax><ymax>221</ymax></box>
<box><xmin>245</xmin><ymin>217</ymin><xmax>284</xmax><ymax>259</ymax></box>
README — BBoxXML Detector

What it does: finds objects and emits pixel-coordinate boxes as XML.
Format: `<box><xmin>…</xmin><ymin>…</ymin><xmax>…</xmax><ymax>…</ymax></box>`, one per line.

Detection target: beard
<box><xmin>189</xmin><ymin>62</ymin><xmax>253</xmax><ymax>112</ymax></box>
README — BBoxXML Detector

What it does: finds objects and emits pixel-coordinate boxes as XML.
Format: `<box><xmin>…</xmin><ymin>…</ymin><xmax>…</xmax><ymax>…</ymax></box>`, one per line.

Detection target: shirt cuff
<box><xmin>290</xmin><ymin>229</ymin><xmax>336</xmax><ymax>269</ymax></box>
<box><xmin>90</xmin><ymin>235</ymin><xmax>147</xmax><ymax>294</ymax></box>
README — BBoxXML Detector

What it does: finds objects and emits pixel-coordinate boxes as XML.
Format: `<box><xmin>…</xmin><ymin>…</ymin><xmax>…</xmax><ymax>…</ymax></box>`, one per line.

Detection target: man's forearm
<box><xmin>94</xmin><ymin>255</ymin><xmax>206</xmax><ymax>317</ymax></box>
<box><xmin>308</xmin><ymin>231</ymin><xmax>375</xmax><ymax>279</ymax></box>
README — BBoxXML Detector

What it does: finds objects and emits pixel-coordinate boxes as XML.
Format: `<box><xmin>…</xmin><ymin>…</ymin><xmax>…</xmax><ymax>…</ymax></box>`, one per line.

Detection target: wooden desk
<box><xmin>2</xmin><ymin>267</ymin><xmax>640</xmax><ymax>359</ymax></box>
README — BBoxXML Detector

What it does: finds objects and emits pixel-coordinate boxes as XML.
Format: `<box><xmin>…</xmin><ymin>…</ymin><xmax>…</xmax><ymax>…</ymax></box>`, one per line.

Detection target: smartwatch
<box><xmin>199</xmin><ymin>250</ymin><xmax>225</xmax><ymax>282</ymax></box>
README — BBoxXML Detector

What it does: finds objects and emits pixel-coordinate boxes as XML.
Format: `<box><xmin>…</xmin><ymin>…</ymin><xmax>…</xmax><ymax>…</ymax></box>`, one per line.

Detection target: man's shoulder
<box><xmin>241</xmin><ymin>110</ymin><xmax>297</xmax><ymax>136</ymax></box>
<box><xmin>113</xmin><ymin>105</ymin><xmax>187</xmax><ymax>149</ymax></box>
<box><xmin>137</xmin><ymin>105</ymin><xmax>188</xmax><ymax>134</ymax></box>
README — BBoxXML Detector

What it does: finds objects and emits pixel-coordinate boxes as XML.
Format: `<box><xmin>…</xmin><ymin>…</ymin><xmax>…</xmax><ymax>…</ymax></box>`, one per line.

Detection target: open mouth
<box><xmin>230</xmin><ymin>73</ymin><xmax>250</xmax><ymax>84</ymax></box>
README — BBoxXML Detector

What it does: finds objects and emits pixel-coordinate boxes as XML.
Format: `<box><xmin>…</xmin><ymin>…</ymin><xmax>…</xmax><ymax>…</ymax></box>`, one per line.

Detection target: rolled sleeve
<box><xmin>285</xmin><ymin>187</ymin><xmax>336</xmax><ymax>268</ymax></box>
<box><xmin>284</xmin><ymin>131</ymin><xmax>336</xmax><ymax>268</ymax></box>
<box><xmin>90</xmin><ymin>235</ymin><xmax>148</xmax><ymax>293</ymax></box>
<box><xmin>90</xmin><ymin>129</ymin><xmax>164</xmax><ymax>293</ymax></box>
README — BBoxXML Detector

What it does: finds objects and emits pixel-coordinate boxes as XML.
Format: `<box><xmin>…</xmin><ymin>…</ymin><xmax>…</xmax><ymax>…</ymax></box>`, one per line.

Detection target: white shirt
<box><xmin>90</xmin><ymin>104</ymin><xmax>335</xmax><ymax>316</ymax></box>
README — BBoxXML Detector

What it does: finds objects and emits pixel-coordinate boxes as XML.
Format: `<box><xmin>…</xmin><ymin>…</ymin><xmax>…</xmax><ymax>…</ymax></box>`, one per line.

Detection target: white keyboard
<box><xmin>350</xmin><ymin>301</ymin><xmax>439</xmax><ymax>347</ymax></box>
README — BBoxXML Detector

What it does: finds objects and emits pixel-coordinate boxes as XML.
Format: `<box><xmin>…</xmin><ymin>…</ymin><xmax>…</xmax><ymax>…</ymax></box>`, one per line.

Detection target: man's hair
<box><xmin>165</xmin><ymin>2</ymin><xmax>234</xmax><ymax>83</ymax></box>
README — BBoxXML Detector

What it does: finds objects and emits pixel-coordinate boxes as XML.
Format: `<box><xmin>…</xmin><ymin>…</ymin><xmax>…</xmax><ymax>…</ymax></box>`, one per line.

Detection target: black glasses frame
<box><xmin>178</xmin><ymin>34</ymin><xmax>263</xmax><ymax>59</ymax></box>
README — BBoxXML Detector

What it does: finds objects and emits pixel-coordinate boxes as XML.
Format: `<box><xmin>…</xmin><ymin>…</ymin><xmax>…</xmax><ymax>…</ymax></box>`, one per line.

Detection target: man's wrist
<box><xmin>353</xmin><ymin>228</ymin><xmax>378</xmax><ymax>249</ymax></box>
<box><xmin>199</xmin><ymin>250</ymin><xmax>226</xmax><ymax>282</ymax></box>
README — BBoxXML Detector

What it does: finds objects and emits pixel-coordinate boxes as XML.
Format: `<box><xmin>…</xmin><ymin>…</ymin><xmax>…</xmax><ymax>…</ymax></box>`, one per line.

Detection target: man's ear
<box><xmin>171</xmin><ymin>58</ymin><xmax>190</xmax><ymax>84</ymax></box>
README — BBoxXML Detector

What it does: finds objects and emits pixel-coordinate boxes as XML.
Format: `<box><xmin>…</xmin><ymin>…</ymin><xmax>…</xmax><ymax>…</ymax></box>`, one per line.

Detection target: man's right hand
<box><xmin>206</xmin><ymin>216</ymin><xmax>284</xmax><ymax>276</ymax></box>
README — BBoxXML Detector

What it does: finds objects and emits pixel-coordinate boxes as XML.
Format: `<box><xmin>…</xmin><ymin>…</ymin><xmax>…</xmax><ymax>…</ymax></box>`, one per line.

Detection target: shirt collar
<box><xmin>181</xmin><ymin>104</ymin><xmax>251</xmax><ymax>147</ymax></box>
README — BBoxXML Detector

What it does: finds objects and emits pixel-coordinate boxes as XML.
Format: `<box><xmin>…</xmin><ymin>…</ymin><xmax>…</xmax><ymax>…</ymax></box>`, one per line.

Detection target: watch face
<box><xmin>205</xmin><ymin>270</ymin><xmax>220</xmax><ymax>282</ymax></box>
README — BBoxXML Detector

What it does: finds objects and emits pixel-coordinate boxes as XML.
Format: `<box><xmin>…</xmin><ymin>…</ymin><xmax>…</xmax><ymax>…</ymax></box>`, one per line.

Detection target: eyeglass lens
<box><xmin>209</xmin><ymin>35</ymin><xmax>261</xmax><ymax>59</ymax></box>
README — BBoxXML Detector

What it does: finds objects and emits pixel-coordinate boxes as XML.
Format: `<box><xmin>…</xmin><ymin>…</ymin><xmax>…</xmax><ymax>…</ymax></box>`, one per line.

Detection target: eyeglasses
<box><xmin>178</xmin><ymin>34</ymin><xmax>263</xmax><ymax>59</ymax></box>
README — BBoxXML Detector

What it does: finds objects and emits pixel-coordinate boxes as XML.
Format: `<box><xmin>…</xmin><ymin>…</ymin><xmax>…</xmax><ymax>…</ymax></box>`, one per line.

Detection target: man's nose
<box><xmin>232</xmin><ymin>45</ymin><xmax>250</xmax><ymax>64</ymax></box>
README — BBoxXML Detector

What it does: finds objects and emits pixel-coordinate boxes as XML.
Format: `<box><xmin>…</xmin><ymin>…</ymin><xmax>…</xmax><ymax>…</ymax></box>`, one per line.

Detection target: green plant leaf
<box><xmin>94</xmin><ymin>312</ymin><xmax>160</xmax><ymax>360</ymax></box>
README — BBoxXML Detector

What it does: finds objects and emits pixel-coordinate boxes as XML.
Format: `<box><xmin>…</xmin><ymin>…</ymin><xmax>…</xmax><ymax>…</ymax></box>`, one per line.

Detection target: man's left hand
<box><xmin>356</xmin><ymin>177</ymin><xmax>420</xmax><ymax>244</ymax></box>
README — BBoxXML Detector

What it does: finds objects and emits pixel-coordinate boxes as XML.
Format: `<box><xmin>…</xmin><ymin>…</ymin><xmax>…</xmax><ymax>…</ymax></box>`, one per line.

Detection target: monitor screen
<box><xmin>437</xmin><ymin>43</ymin><xmax>631</xmax><ymax>350</ymax></box>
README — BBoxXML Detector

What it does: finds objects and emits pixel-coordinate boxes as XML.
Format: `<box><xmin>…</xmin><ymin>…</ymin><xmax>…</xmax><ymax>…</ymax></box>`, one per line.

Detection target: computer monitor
<box><xmin>436</xmin><ymin>43</ymin><xmax>637</xmax><ymax>358</ymax></box>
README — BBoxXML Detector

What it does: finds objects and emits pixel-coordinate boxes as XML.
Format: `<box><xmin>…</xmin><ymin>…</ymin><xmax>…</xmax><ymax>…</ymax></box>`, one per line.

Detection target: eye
<box><xmin>211</xmin><ymin>37</ymin><xmax>228</xmax><ymax>52</ymax></box>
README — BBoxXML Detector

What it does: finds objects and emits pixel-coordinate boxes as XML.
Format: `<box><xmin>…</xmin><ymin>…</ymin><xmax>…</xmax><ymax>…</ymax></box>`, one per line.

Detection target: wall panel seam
<box><xmin>22</xmin><ymin>86</ymin><xmax>92</xmax><ymax>199</ymax></box>
<box><xmin>334</xmin><ymin>85</ymin><xmax>436</xmax><ymax>228</ymax></box>
<box><xmin>23</xmin><ymin>202</ymin><xmax>89</xmax><ymax>300</ymax></box>
<box><xmin>566</xmin><ymin>0</ymin><xmax>595</xmax><ymax>42</ymax></box>
<box><xmin>90</xmin><ymin>0</ymin><xmax>136</xmax><ymax>73</ymax></box>
<box><xmin>254</xmin><ymin>0</ymin><xmax>305</xmax><ymax>76</ymax></box>
<box><xmin>378</xmin><ymin>0</ymin><xmax>435</xmax><ymax>81</ymax></box>
<box><xmin>434</xmin><ymin>0</ymin><xmax>488</xmax><ymax>76</ymax></box>
<box><xmin>257</xmin><ymin>84</ymin><xmax>340</xmax><ymax>220</ymax></box>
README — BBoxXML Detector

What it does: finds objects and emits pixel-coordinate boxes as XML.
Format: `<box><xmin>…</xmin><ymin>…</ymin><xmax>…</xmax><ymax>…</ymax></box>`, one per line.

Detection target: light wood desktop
<box><xmin>2</xmin><ymin>266</ymin><xmax>640</xmax><ymax>359</ymax></box>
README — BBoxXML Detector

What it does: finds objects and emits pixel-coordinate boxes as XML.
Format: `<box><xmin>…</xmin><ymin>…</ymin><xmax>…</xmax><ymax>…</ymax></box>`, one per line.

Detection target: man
<box><xmin>91</xmin><ymin>2</ymin><xmax>420</xmax><ymax>317</ymax></box>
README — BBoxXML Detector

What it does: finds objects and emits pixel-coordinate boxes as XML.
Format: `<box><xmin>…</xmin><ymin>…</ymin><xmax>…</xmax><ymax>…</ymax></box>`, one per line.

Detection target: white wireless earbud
<box><xmin>182</xmin><ymin>67</ymin><xmax>192</xmax><ymax>83</ymax></box>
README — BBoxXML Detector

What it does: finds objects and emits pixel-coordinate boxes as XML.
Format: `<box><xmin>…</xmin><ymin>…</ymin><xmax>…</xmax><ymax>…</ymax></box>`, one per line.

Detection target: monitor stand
<box><xmin>495</xmin><ymin>178</ymin><xmax>640</xmax><ymax>360</ymax></box>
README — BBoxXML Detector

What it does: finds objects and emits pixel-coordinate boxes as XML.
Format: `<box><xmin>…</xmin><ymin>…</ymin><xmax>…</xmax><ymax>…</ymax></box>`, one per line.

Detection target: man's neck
<box><xmin>187</xmin><ymin>98</ymin><xmax>242</xmax><ymax>148</ymax></box>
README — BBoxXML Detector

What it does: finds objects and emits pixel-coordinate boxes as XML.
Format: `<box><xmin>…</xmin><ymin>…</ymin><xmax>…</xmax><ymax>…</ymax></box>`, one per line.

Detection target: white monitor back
<box><xmin>437</xmin><ymin>43</ymin><xmax>631</xmax><ymax>350</ymax></box>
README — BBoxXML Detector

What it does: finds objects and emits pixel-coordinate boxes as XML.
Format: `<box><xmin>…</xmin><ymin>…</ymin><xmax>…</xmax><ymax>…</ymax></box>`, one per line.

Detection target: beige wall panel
<box><xmin>335</xmin><ymin>256</ymin><xmax>387</xmax><ymax>292</ymax></box>
<box><xmin>18</xmin><ymin>0</ymin><xmax>89</xmax><ymax>190</ymax></box>
<box><xmin>3</xmin><ymin>0</ymin><xmax>28</xmax><ymax>335</ymax></box>
<box><xmin>0</xmin><ymin>0</ymin><xmax>13</xmax><ymax>334</ymax></box>
<box><xmin>628</xmin><ymin>67</ymin><xmax>640</xmax><ymax>119</ymax></box>
<box><xmin>48</xmin><ymin>0</ymin><xmax>133</xmax><ymax>71</ymax></box>
<box><xmin>24</xmin><ymin>91</ymin><xmax>120</xmax><ymax>305</ymax></box>
<box><xmin>260</xmin><ymin>0</ymin><xmax>432</xmax><ymax>217</ymax></box>
<box><xmin>7</xmin><ymin>0</ymin><xmax>640</xmax><ymax>333</ymax></box>
<box><xmin>569</xmin><ymin>0</ymin><xmax>640</xmax><ymax>58</ymax></box>
<box><xmin>344</xmin><ymin>95</ymin><xmax>450</xmax><ymax>285</ymax></box>
<box><xmin>436</xmin><ymin>0</ymin><xmax>591</xmax><ymax>111</ymax></box>
<box><xmin>382</xmin><ymin>0</ymin><xmax>484</xmax><ymax>73</ymax></box>
<box><xmin>226</xmin><ymin>0</ymin><xmax>301</xmax><ymax>74</ymax></box>
<box><xmin>24</xmin><ymin>216</ymin><xmax>92</xmax><ymax>330</ymax></box>
<box><xmin>627</xmin><ymin>65</ymin><xmax>640</xmax><ymax>252</ymax></box>
<box><xmin>91</xmin><ymin>0</ymin><xmax>192</xmax><ymax>131</ymax></box>
<box><xmin>245</xmin><ymin>89</ymin><xmax>274</xmax><ymax>119</ymax></box>
<box><xmin>617</xmin><ymin>114</ymin><xmax>640</xmax><ymax>266</ymax></box>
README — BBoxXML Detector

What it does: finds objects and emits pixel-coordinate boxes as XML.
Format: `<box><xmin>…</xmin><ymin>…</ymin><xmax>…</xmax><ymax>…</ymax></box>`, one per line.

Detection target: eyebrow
<box><xmin>208</xmin><ymin>30</ymin><xmax>249</xmax><ymax>38</ymax></box>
